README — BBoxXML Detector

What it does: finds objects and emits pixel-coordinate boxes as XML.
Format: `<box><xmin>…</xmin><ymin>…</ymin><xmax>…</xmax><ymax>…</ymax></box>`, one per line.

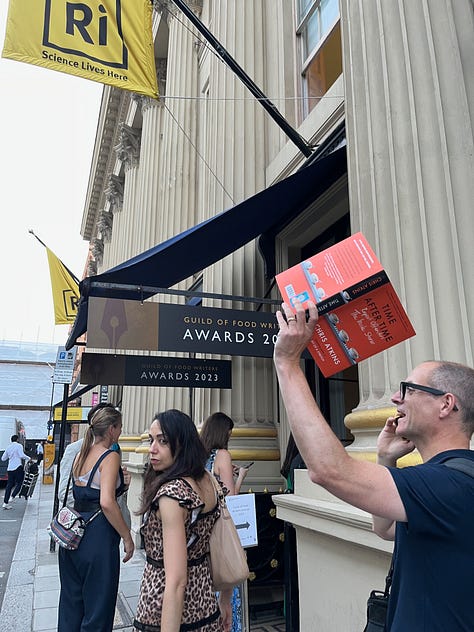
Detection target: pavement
<box><xmin>0</xmin><ymin>475</ymin><xmax>145</xmax><ymax>632</ymax></box>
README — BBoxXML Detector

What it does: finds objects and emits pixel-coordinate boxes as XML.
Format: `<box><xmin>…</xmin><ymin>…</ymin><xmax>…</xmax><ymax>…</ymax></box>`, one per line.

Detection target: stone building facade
<box><xmin>76</xmin><ymin>1</ymin><xmax>473</xmax><ymax>628</ymax></box>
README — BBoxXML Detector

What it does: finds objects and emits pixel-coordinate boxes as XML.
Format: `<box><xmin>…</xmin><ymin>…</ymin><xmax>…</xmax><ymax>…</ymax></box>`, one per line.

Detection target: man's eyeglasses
<box><xmin>399</xmin><ymin>382</ymin><xmax>458</xmax><ymax>411</ymax></box>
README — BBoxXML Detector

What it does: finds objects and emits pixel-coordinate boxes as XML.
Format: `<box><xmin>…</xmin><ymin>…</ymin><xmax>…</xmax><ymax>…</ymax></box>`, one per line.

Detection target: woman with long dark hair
<box><xmin>133</xmin><ymin>409</ymin><xmax>232</xmax><ymax>632</ymax></box>
<box><xmin>200</xmin><ymin>412</ymin><xmax>249</xmax><ymax>495</ymax></box>
<box><xmin>57</xmin><ymin>404</ymin><xmax>134</xmax><ymax>632</ymax></box>
<box><xmin>200</xmin><ymin>412</ymin><xmax>250</xmax><ymax>632</ymax></box>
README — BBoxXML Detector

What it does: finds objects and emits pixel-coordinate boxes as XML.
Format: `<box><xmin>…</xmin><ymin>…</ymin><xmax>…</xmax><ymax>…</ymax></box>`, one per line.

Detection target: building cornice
<box><xmin>81</xmin><ymin>87</ymin><xmax>132</xmax><ymax>241</ymax></box>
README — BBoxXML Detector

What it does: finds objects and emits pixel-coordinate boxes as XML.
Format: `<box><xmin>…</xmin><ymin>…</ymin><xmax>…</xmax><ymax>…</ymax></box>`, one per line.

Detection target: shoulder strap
<box><xmin>86</xmin><ymin>449</ymin><xmax>114</xmax><ymax>487</ymax></box>
<box><xmin>116</xmin><ymin>467</ymin><xmax>125</xmax><ymax>497</ymax></box>
<box><xmin>444</xmin><ymin>457</ymin><xmax>474</xmax><ymax>478</ymax></box>
<box><xmin>62</xmin><ymin>466</ymin><xmax>74</xmax><ymax>508</ymax></box>
<box><xmin>384</xmin><ymin>558</ymin><xmax>394</xmax><ymax>598</ymax></box>
<box><xmin>208</xmin><ymin>470</ymin><xmax>225</xmax><ymax>507</ymax></box>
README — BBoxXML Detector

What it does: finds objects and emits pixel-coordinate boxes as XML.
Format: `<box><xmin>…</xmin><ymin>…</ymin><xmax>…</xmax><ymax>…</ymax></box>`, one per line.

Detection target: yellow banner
<box><xmin>2</xmin><ymin>0</ymin><xmax>158</xmax><ymax>98</ymax></box>
<box><xmin>43</xmin><ymin>442</ymin><xmax>56</xmax><ymax>485</ymax></box>
<box><xmin>53</xmin><ymin>406</ymin><xmax>91</xmax><ymax>420</ymax></box>
<box><xmin>46</xmin><ymin>248</ymin><xmax>80</xmax><ymax>325</ymax></box>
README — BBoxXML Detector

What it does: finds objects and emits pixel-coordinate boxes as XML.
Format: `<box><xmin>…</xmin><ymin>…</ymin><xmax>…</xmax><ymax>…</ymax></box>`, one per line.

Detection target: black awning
<box><xmin>66</xmin><ymin>147</ymin><xmax>346</xmax><ymax>349</ymax></box>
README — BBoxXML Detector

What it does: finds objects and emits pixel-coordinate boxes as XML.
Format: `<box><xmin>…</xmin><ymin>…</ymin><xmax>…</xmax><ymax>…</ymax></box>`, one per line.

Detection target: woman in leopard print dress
<box><xmin>133</xmin><ymin>410</ymin><xmax>232</xmax><ymax>632</ymax></box>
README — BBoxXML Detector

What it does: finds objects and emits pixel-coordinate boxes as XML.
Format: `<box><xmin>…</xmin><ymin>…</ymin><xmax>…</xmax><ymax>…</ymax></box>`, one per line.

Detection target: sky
<box><xmin>0</xmin><ymin>4</ymin><xmax>102</xmax><ymax>346</ymax></box>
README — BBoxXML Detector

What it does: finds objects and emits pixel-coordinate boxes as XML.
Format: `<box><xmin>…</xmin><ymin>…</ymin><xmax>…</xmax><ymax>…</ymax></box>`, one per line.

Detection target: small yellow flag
<box><xmin>2</xmin><ymin>0</ymin><xmax>158</xmax><ymax>98</ymax></box>
<box><xmin>46</xmin><ymin>248</ymin><xmax>80</xmax><ymax>325</ymax></box>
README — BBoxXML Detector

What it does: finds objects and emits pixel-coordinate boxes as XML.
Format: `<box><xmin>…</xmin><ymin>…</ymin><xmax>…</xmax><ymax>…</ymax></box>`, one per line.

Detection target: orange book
<box><xmin>276</xmin><ymin>232</ymin><xmax>415</xmax><ymax>377</ymax></box>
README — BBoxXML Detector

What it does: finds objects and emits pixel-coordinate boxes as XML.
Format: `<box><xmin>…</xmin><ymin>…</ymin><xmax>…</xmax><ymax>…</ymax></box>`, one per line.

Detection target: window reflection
<box><xmin>297</xmin><ymin>0</ymin><xmax>342</xmax><ymax>117</ymax></box>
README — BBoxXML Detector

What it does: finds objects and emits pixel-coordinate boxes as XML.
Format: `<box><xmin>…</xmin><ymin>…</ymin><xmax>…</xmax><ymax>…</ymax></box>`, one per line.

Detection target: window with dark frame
<box><xmin>296</xmin><ymin>0</ymin><xmax>343</xmax><ymax>119</ymax></box>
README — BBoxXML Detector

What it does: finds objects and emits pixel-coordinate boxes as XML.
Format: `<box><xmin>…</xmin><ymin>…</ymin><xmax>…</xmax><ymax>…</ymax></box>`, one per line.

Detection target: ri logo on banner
<box><xmin>2</xmin><ymin>0</ymin><xmax>158</xmax><ymax>98</ymax></box>
<box><xmin>44</xmin><ymin>0</ymin><xmax>128</xmax><ymax>70</ymax></box>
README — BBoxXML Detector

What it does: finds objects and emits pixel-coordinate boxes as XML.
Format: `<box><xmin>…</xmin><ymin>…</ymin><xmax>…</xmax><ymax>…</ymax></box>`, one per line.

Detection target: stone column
<box><xmin>134</xmin><ymin>61</ymin><xmax>167</xmax><ymax>253</ymax></box>
<box><xmin>113</xmin><ymin>124</ymin><xmax>141</xmax><ymax>262</ymax></box>
<box><xmin>144</xmin><ymin>0</ymin><xmax>202</xmax><ymax>418</ymax></box>
<box><xmin>339</xmin><ymin>0</ymin><xmax>474</xmax><ymax>454</ymax></box>
<box><xmin>120</xmin><ymin>78</ymin><xmax>168</xmax><ymax>436</ymax></box>
<box><xmin>193</xmin><ymin>0</ymin><xmax>273</xmax><ymax>429</ymax></box>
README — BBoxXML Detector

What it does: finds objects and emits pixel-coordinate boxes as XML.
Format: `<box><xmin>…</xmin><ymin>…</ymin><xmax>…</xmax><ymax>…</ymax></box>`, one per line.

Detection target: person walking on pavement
<box><xmin>36</xmin><ymin>441</ymin><xmax>44</xmax><ymax>464</ymax></box>
<box><xmin>2</xmin><ymin>434</ymin><xmax>30</xmax><ymax>509</ymax></box>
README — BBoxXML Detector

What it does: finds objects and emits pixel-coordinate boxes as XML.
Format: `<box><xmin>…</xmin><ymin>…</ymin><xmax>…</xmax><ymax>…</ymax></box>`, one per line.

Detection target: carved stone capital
<box><xmin>186</xmin><ymin>0</ymin><xmax>203</xmax><ymax>16</ymax></box>
<box><xmin>153</xmin><ymin>0</ymin><xmax>202</xmax><ymax>19</ymax></box>
<box><xmin>131</xmin><ymin>93</ymin><xmax>146</xmax><ymax>109</ymax></box>
<box><xmin>105</xmin><ymin>174</ymin><xmax>124</xmax><ymax>213</ymax></box>
<box><xmin>90</xmin><ymin>237</ymin><xmax>104</xmax><ymax>266</ymax></box>
<box><xmin>156</xmin><ymin>58</ymin><xmax>167</xmax><ymax>82</ymax></box>
<box><xmin>153</xmin><ymin>0</ymin><xmax>172</xmax><ymax>22</ymax></box>
<box><xmin>97</xmin><ymin>209</ymin><xmax>114</xmax><ymax>242</ymax></box>
<box><xmin>132</xmin><ymin>58</ymin><xmax>167</xmax><ymax>109</ymax></box>
<box><xmin>87</xmin><ymin>258</ymin><xmax>98</xmax><ymax>277</ymax></box>
<box><xmin>132</xmin><ymin>92</ymin><xmax>156</xmax><ymax>112</ymax></box>
<box><xmin>114</xmin><ymin>123</ymin><xmax>141</xmax><ymax>169</ymax></box>
<box><xmin>156</xmin><ymin>58</ymin><xmax>167</xmax><ymax>98</ymax></box>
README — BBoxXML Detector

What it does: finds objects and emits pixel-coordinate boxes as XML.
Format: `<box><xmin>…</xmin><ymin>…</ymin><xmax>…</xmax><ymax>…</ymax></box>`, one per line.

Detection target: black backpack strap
<box><xmin>443</xmin><ymin>457</ymin><xmax>474</xmax><ymax>478</ymax></box>
<box><xmin>384</xmin><ymin>558</ymin><xmax>394</xmax><ymax>598</ymax></box>
<box><xmin>116</xmin><ymin>467</ymin><xmax>126</xmax><ymax>498</ymax></box>
<box><xmin>86</xmin><ymin>450</ymin><xmax>114</xmax><ymax>487</ymax></box>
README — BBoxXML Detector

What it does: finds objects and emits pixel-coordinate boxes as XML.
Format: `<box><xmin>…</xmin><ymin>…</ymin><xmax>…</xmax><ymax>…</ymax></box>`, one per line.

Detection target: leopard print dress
<box><xmin>133</xmin><ymin>478</ymin><xmax>224</xmax><ymax>632</ymax></box>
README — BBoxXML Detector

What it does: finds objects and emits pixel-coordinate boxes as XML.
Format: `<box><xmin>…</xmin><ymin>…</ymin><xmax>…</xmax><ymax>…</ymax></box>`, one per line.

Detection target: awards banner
<box><xmin>81</xmin><ymin>353</ymin><xmax>232</xmax><ymax>389</ymax></box>
<box><xmin>87</xmin><ymin>297</ymin><xmax>312</xmax><ymax>359</ymax></box>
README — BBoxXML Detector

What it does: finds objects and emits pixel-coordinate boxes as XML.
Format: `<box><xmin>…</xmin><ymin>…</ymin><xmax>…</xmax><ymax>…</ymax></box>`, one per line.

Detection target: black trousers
<box><xmin>4</xmin><ymin>466</ymin><xmax>24</xmax><ymax>503</ymax></box>
<box><xmin>58</xmin><ymin>513</ymin><xmax>120</xmax><ymax>632</ymax></box>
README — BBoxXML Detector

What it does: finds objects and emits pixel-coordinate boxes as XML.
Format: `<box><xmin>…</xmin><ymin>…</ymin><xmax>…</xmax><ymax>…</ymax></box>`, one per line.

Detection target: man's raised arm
<box><xmin>273</xmin><ymin>299</ymin><xmax>407</xmax><ymax>523</ymax></box>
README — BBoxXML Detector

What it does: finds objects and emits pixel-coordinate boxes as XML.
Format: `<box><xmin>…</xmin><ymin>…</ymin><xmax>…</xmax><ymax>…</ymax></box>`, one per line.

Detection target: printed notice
<box><xmin>53</xmin><ymin>346</ymin><xmax>77</xmax><ymax>384</ymax></box>
<box><xmin>225</xmin><ymin>494</ymin><xmax>258</xmax><ymax>548</ymax></box>
<box><xmin>276</xmin><ymin>232</ymin><xmax>415</xmax><ymax>377</ymax></box>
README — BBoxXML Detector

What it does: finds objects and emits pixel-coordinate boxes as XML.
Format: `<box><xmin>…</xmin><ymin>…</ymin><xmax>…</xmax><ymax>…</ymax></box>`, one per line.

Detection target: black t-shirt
<box><xmin>387</xmin><ymin>450</ymin><xmax>474</xmax><ymax>631</ymax></box>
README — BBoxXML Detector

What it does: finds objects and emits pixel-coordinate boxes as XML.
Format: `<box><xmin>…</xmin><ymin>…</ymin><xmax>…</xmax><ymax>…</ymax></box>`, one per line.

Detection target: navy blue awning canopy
<box><xmin>65</xmin><ymin>147</ymin><xmax>346</xmax><ymax>349</ymax></box>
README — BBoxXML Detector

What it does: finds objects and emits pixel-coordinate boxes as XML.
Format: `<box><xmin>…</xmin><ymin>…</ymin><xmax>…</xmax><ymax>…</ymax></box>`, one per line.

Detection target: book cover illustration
<box><xmin>276</xmin><ymin>232</ymin><xmax>416</xmax><ymax>377</ymax></box>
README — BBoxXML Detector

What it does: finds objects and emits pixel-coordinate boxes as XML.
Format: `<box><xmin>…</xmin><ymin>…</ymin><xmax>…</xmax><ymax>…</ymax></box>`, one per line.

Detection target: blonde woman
<box><xmin>57</xmin><ymin>404</ymin><xmax>134</xmax><ymax>632</ymax></box>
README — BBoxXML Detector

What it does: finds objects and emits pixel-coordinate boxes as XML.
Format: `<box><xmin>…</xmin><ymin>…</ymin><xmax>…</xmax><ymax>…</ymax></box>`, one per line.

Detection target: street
<box><xmin>0</xmin><ymin>485</ymin><xmax>27</xmax><ymax>611</ymax></box>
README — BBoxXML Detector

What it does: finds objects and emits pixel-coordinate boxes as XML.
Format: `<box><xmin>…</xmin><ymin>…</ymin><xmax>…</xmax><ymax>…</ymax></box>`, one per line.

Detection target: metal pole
<box><xmin>89</xmin><ymin>282</ymin><xmax>281</xmax><ymax>306</ymax></box>
<box><xmin>47</xmin><ymin>373</ymin><xmax>55</xmax><ymax>437</ymax></box>
<box><xmin>52</xmin><ymin>383</ymin><xmax>97</xmax><ymax>410</ymax></box>
<box><xmin>169</xmin><ymin>0</ymin><xmax>313</xmax><ymax>158</ymax></box>
<box><xmin>49</xmin><ymin>382</ymin><xmax>69</xmax><ymax>552</ymax></box>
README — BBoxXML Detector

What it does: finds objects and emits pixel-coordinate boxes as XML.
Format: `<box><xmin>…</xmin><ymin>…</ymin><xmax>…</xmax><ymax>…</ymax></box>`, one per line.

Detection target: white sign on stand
<box><xmin>53</xmin><ymin>346</ymin><xmax>77</xmax><ymax>384</ymax></box>
<box><xmin>226</xmin><ymin>493</ymin><xmax>258</xmax><ymax>548</ymax></box>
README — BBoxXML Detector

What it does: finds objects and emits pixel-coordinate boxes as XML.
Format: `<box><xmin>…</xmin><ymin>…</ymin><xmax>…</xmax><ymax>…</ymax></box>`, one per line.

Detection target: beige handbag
<box><xmin>208</xmin><ymin>472</ymin><xmax>249</xmax><ymax>591</ymax></box>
